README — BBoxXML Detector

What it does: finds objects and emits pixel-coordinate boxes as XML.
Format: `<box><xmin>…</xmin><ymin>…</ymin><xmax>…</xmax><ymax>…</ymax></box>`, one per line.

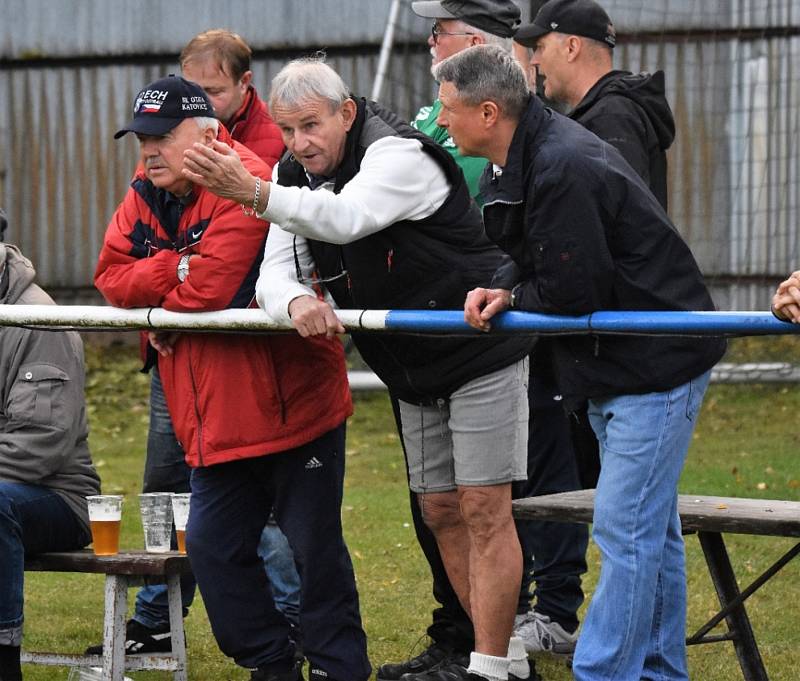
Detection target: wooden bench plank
<box><xmin>512</xmin><ymin>490</ymin><xmax>800</xmax><ymax>537</ymax></box>
<box><xmin>24</xmin><ymin>549</ymin><xmax>191</xmax><ymax>576</ymax></box>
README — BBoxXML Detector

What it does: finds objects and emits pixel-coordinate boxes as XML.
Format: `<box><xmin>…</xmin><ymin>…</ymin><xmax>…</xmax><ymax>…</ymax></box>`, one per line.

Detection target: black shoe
<box><xmin>250</xmin><ymin>661</ymin><xmax>304</xmax><ymax>681</ymax></box>
<box><xmin>400</xmin><ymin>661</ymin><xmax>543</xmax><ymax>681</ymax></box>
<box><xmin>84</xmin><ymin>619</ymin><xmax>173</xmax><ymax>655</ymax></box>
<box><xmin>377</xmin><ymin>643</ymin><xmax>463</xmax><ymax>681</ymax></box>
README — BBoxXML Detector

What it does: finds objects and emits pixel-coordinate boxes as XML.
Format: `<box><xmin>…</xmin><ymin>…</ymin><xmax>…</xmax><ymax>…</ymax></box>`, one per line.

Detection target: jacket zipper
<box><xmin>186</xmin><ymin>337</ymin><xmax>205</xmax><ymax>466</ymax></box>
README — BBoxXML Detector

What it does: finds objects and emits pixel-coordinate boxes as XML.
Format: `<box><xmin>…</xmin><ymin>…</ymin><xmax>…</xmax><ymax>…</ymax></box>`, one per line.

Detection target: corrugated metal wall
<box><xmin>0</xmin><ymin>0</ymin><xmax>798</xmax><ymax>309</ymax></box>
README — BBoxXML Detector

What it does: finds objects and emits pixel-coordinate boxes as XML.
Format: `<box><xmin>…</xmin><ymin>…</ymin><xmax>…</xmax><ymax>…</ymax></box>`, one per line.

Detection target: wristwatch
<box><xmin>177</xmin><ymin>254</ymin><xmax>191</xmax><ymax>282</ymax></box>
<box><xmin>508</xmin><ymin>284</ymin><xmax>521</xmax><ymax>309</ymax></box>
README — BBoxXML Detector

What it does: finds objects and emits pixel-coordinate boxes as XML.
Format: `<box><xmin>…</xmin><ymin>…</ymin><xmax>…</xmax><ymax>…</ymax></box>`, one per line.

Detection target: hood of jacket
<box><xmin>572</xmin><ymin>70</ymin><xmax>675</xmax><ymax>151</ymax></box>
<box><xmin>0</xmin><ymin>243</ymin><xmax>37</xmax><ymax>305</ymax></box>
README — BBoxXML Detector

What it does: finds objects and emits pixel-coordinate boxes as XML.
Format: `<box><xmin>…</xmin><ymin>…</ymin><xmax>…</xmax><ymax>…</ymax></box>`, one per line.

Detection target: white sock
<box><xmin>467</xmin><ymin>651</ymin><xmax>510</xmax><ymax>681</ymax></box>
<box><xmin>506</xmin><ymin>637</ymin><xmax>529</xmax><ymax>679</ymax></box>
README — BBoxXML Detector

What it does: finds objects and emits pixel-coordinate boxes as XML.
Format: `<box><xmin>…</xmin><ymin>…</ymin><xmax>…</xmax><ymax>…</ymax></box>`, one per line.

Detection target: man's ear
<box><xmin>481</xmin><ymin>100</ymin><xmax>501</xmax><ymax>128</ymax></box>
<box><xmin>239</xmin><ymin>70</ymin><xmax>253</xmax><ymax>89</ymax></box>
<box><xmin>565</xmin><ymin>35</ymin><xmax>582</xmax><ymax>63</ymax></box>
<box><xmin>202</xmin><ymin>125</ymin><xmax>217</xmax><ymax>145</ymax></box>
<box><xmin>340</xmin><ymin>98</ymin><xmax>358</xmax><ymax>131</ymax></box>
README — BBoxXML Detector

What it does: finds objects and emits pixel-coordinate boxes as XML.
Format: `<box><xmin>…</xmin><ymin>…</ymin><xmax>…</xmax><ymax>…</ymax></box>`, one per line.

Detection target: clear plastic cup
<box><xmin>86</xmin><ymin>495</ymin><xmax>123</xmax><ymax>556</ymax></box>
<box><xmin>171</xmin><ymin>493</ymin><xmax>191</xmax><ymax>554</ymax></box>
<box><xmin>138</xmin><ymin>493</ymin><xmax>173</xmax><ymax>553</ymax></box>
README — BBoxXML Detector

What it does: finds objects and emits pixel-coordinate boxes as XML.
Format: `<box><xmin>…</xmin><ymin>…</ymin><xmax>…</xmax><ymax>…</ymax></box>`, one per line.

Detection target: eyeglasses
<box><xmin>431</xmin><ymin>23</ymin><xmax>475</xmax><ymax>44</ymax></box>
<box><xmin>292</xmin><ymin>235</ymin><xmax>350</xmax><ymax>288</ymax></box>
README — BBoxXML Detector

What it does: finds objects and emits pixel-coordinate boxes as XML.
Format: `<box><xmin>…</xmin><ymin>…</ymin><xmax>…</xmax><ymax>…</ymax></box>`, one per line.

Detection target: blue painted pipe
<box><xmin>382</xmin><ymin>310</ymin><xmax>797</xmax><ymax>336</ymax></box>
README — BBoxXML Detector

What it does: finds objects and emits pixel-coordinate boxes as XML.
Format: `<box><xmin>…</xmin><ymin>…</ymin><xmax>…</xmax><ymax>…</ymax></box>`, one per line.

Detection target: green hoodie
<box><xmin>0</xmin><ymin>243</ymin><xmax>99</xmax><ymax>530</ymax></box>
<box><xmin>411</xmin><ymin>99</ymin><xmax>489</xmax><ymax>205</ymax></box>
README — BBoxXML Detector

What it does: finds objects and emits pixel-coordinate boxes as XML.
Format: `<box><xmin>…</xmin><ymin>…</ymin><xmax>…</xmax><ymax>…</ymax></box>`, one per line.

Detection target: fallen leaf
<box><xmin>757</xmin><ymin>482</ymin><xmax>767</xmax><ymax>490</ymax></box>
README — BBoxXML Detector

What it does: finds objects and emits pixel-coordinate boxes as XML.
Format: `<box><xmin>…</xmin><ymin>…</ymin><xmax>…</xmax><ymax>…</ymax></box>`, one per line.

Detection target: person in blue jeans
<box><xmin>0</xmin><ymin>231</ymin><xmax>101</xmax><ymax>681</ymax></box>
<box><xmin>440</xmin><ymin>45</ymin><xmax>727</xmax><ymax>680</ymax></box>
<box><xmin>85</xmin><ymin>366</ymin><xmax>302</xmax><ymax>655</ymax></box>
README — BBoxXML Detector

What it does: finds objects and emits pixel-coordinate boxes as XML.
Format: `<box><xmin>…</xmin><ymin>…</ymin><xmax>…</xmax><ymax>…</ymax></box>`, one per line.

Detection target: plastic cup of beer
<box><xmin>86</xmin><ymin>495</ymin><xmax>123</xmax><ymax>556</ymax></box>
<box><xmin>171</xmin><ymin>493</ymin><xmax>191</xmax><ymax>554</ymax></box>
<box><xmin>138</xmin><ymin>493</ymin><xmax>173</xmax><ymax>553</ymax></box>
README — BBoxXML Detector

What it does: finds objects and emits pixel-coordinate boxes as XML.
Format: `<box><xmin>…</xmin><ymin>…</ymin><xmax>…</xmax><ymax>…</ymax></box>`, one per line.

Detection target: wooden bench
<box><xmin>22</xmin><ymin>550</ymin><xmax>192</xmax><ymax>681</ymax></box>
<box><xmin>512</xmin><ymin>490</ymin><xmax>800</xmax><ymax>681</ymax></box>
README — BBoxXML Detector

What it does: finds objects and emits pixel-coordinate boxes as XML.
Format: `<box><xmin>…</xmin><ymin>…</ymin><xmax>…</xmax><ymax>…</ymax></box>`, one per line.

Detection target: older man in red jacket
<box><xmin>90</xmin><ymin>30</ymin><xmax>295</xmax><ymax>660</ymax></box>
<box><xmin>94</xmin><ymin>75</ymin><xmax>369</xmax><ymax>681</ymax></box>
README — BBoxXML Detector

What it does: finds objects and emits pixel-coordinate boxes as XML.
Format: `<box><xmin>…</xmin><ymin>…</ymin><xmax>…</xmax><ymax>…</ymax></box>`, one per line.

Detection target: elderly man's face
<box><xmin>182</xmin><ymin>58</ymin><xmax>250</xmax><ymax>126</ymax></box>
<box><xmin>429</xmin><ymin>19</ymin><xmax>479</xmax><ymax>70</ymax></box>
<box><xmin>435</xmin><ymin>81</ymin><xmax>486</xmax><ymax>158</ymax></box>
<box><xmin>137</xmin><ymin>118</ymin><xmax>212</xmax><ymax>196</ymax></box>
<box><xmin>273</xmin><ymin>98</ymin><xmax>357</xmax><ymax>178</ymax></box>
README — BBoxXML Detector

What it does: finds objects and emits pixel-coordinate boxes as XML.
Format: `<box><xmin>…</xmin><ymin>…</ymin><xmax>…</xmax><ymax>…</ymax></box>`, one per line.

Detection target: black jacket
<box><xmin>484</xmin><ymin>96</ymin><xmax>725</xmax><ymax>404</ymax></box>
<box><xmin>277</xmin><ymin>98</ymin><xmax>533</xmax><ymax>404</ymax></box>
<box><xmin>570</xmin><ymin>70</ymin><xmax>675</xmax><ymax>210</ymax></box>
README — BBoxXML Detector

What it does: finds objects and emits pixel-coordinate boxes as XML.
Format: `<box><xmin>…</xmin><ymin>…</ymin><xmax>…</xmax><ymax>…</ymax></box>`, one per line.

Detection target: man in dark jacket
<box><xmin>515</xmin><ymin>0</ymin><xmax>675</xmax><ymax>210</ymax></box>
<box><xmin>185</xmin><ymin>56</ymin><xmax>537</xmax><ymax>681</ymax></box>
<box><xmin>0</xmin><ymin>211</ymin><xmax>101</xmax><ymax>681</ymax></box>
<box><xmin>436</xmin><ymin>45</ymin><xmax>725</xmax><ymax>681</ymax></box>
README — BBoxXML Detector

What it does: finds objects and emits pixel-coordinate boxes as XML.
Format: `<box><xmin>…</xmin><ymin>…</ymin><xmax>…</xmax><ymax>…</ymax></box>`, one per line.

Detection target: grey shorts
<box><xmin>400</xmin><ymin>357</ymin><xmax>529</xmax><ymax>493</ymax></box>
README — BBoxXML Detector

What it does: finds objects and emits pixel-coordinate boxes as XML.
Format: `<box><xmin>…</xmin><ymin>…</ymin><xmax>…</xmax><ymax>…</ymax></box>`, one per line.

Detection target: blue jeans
<box><xmin>258</xmin><ymin>519</ymin><xmax>301</xmax><ymax>628</ymax></box>
<box><xmin>135</xmin><ymin>366</ymin><xmax>302</xmax><ymax>630</ymax></box>
<box><xmin>133</xmin><ymin>366</ymin><xmax>197</xmax><ymax>629</ymax></box>
<box><xmin>572</xmin><ymin>370</ymin><xmax>711</xmax><ymax>681</ymax></box>
<box><xmin>187</xmin><ymin>425</ymin><xmax>370</xmax><ymax>679</ymax></box>
<box><xmin>0</xmin><ymin>482</ymin><xmax>91</xmax><ymax>644</ymax></box>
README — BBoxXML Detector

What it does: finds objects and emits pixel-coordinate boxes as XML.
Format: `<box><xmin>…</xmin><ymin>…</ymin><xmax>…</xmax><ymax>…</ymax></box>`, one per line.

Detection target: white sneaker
<box><xmin>513</xmin><ymin>610</ymin><xmax>578</xmax><ymax>659</ymax></box>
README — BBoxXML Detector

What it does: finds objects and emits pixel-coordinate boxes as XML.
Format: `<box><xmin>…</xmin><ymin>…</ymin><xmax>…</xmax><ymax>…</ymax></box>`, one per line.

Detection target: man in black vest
<box><xmin>184</xmin><ymin>57</ymin><xmax>538</xmax><ymax>681</ymax></box>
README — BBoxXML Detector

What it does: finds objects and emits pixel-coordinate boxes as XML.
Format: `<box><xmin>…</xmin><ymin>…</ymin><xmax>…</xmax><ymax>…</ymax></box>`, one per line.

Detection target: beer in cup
<box><xmin>86</xmin><ymin>495</ymin><xmax>123</xmax><ymax>556</ymax></box>
<box><xmin>171</xmin><ymin>493</ymin><xmax>191</xmax><ymax>554</ymax></box>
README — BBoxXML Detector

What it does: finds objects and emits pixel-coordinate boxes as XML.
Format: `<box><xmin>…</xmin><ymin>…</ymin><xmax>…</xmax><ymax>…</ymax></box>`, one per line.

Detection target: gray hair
<box><xmin>433</xmin><ymin>44</ymin><xmax>529</xmax><ymax>120</ymax></box>
<box><xmin>269</xmin><ymin>55</ymin><xmax>350</xmax><ymax>113</ymax></box>
<box><xmin>193</xmin><ymin>116</ymin><xmax>219</xmax><ymax>134</ymax></box>
<box><xmin>450</xmin><ymin>18</ymin><xmax>512</xmax><ymax>53</ymax></box>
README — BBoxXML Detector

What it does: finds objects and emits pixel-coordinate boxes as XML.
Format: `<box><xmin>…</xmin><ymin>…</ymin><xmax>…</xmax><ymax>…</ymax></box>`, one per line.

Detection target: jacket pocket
<box><xmin>7</xmin><ymin>364</ymin><xmax>70</xmax><ymax>428</ymax></box>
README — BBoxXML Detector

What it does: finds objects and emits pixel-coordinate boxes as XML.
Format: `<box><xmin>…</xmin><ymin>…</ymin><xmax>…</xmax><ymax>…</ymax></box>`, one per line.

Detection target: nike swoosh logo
<box><xmin>190</xmin><ymin>230</ymin><xmax>202</xmax><ymax>239</ymax></box>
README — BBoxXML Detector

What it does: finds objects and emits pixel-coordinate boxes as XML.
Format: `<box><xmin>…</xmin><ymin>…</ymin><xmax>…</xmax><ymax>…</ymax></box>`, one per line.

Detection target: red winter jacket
<box><xmin>228</xmin><ymin>86</ymin><xmax>285</xmax><ymax>169</ymax></box>
<box><xmin>94</xmin><ymin>127</ymin><xmax>352</xmax><ymax>467</ymax></box>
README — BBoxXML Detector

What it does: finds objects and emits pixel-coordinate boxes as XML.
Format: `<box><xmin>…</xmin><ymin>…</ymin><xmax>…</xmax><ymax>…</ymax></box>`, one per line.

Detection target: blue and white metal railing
<box><xmin>0</xmin><ymin>305</ymin><xmax>795</xmax><ymax>336</ymax></box>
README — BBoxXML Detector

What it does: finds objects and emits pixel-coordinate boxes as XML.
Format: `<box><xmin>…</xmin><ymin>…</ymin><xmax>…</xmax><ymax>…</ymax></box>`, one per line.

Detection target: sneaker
<box><xmin>377</xmin><ymin>642</ymin><xmax>462</xmax><ymax>681</ymax></box>
<box><xmin>84</xmin><ymin>619</ymin><xmax>173</xmax><ymax>656</ymax></box>
<box><xmin>251</xmin><ymin>661</ymin><xmax>304</xmax><ymax>681</ymax></box>
<box><xmin>400</xmin><ymin>661</ymin><xmax>541</xmax><ymax>681</ymax></box>
<box><xmin>513</xmin><ymin>609</ymin><xmax>577</xmax><ymax>659</ymax></box>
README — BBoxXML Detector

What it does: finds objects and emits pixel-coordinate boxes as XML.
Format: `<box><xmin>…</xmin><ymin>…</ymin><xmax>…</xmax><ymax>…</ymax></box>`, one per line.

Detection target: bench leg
<box><xmin>697</xmin><ymin>531</ymin><xmax>769</xmax><ymax>681</ymax></box>
<box><xmin>167</xmin><ymin>574</ymin><xmax>188</xmax><ymax>681</ymax></box>
<box><xmin>101</xmin><ymin>574</ymin><xmax>129</xmax><ymax>681</ymax></box>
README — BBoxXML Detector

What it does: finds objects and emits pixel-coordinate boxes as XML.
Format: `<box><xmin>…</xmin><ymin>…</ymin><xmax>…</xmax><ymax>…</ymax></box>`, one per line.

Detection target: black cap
<box><xmin>114</xmin><ymin>75</ymin><xmax>214</xmax><ymax>139</ymax></box>
<box><xmin>412</xmin><ymin>0</ymin><xmax>521</xmax><ymax>39</ymax></box>
<box><xmin>515</xmin><ymin>0</ymin><xmax>616</xmax><ymax>48</ymax></box>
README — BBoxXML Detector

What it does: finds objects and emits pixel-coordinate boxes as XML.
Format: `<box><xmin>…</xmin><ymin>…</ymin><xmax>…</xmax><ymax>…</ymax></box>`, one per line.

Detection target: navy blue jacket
<box><xmin>485</xmin><ymin>96</ymin><xmax>725</xmax><ymax>403</ymax></box>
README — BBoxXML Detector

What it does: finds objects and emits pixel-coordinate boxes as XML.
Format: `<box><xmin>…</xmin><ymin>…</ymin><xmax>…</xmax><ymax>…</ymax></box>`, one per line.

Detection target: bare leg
<box><xmin>420</xmin><ymin>484</ymin><xmax>522</xmax><ymax>657</ymax></box>
<box><xmin>419</xmin><ymin>490</ymin><xmax>473</xmax><ymax>618</ymax></box>
<box><xmin>460</xmin><ymin>483</ymin><xmax>521</xmax><ymax>656</ymax></box>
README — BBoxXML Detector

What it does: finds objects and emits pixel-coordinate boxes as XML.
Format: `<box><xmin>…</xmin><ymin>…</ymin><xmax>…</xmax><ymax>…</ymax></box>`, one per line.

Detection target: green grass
<box><xmin>19</xmin><ymin>339</ymin><xmax>800</xmax><ymax>680</ymax></box>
